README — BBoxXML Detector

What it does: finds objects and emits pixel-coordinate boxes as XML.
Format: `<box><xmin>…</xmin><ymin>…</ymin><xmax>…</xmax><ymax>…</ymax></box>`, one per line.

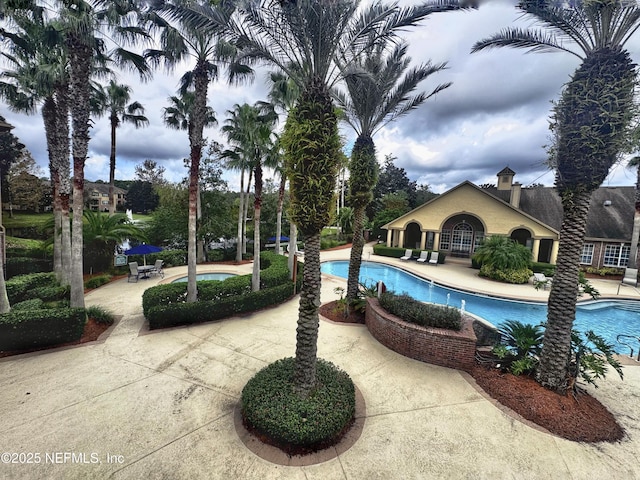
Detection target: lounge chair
<box><xmin>128</xmin><ymin>262</ymin><xmax>140</xmax><ymax>283</ymax></box>
<box><xmin>152</xmin><ymin>259</ymin><xmax>164</xmax><ymax>278</ymax></box>
<box><xmin>428</xmin><ymin>251</ymin><xmax>439</xmax><ymax>266</ymax></box>
<box><xmin>416</xmin><ymin>251</ymin><xmax>429</xmax><ymax>263</ymax></box>
<box><xmin>400</xmin><ymin>249</ymin><xmax>413</xmax><ymax>261</ymax></box>
<box><xmin>532</xmin><ymin>272</ymin><xmax>552</xmax><ymax>290</ymax></box>
<box><xmin>617</xmin><ymin>267</ymin><xmax>638</xmax><ymax>294</ymax></box>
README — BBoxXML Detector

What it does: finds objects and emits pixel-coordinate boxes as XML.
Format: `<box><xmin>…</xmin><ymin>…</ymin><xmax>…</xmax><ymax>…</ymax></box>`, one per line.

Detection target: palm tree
<box><xmin>0</xmin><ymin>6</ymin><xmax>73</xmax><ymax>286</ymax></box>
<box><xmin>334</xmin><ymin>39</ymin><xmax>452</xmax><ymax>303</ymax></box>
<box><xmin>473</xmin><ymin>0</ymin><xmax>639</xmax><ymax>393</ymax></box>
<box><xmin>162</xmin><ymin>90</ymin><xmax>217</xmax><ymax>287</ymax></box>
<box><xmin>94</xmin><ymin>80</ymin><xmax>149</xmax><ymax>215</ymax></box>
<box><xmin>267</xmin><ymin>71</ymin><xmax>300</xmax><ymax>259</ymax></box>
<box><xmin>57</xmin><ymin>0</ymin><xmax>152</xmax><ymax>308</ymax></box>
<box><xmin>206</xmin><ymin>0</ymin><xmax>456</xmax><ymax>395</ymax></box>
<box><xmin>145</xmin><ymin>0</ymin><xmax>250</xmax><ymax>303</ymax></box>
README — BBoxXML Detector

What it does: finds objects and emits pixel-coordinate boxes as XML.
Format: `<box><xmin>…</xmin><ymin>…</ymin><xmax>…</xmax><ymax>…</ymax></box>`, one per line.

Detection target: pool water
<box><xmin>321</xmin><ymin>260</ymin><xmax>640</xmax><ymax>349</ymax></box>
<box><xmin>171</xmin><ymin>272</ymin><xmax>237</xmax><ymax>283</ymax></box>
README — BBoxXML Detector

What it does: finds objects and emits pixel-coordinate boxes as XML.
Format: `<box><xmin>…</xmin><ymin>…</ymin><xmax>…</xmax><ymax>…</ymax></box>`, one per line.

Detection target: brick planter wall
<box><xmin>365</xmin><ymin>298</ymin><xmax>477</xmax><ymax>371</ymax></box>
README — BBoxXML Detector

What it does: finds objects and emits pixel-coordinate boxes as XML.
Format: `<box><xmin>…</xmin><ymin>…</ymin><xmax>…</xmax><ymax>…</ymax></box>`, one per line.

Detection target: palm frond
<box><xmin>471</xmin><ymin>27</ymin><xmax>582</xmax><ymax>58</ymax></box>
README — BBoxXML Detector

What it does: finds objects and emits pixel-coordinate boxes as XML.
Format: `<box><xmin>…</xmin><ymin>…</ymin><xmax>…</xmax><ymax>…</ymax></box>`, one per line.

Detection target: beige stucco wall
<box><xmin>385</xmin><ymin>183</ymin><xmax>557</xmax><ymax>238</ymax></box>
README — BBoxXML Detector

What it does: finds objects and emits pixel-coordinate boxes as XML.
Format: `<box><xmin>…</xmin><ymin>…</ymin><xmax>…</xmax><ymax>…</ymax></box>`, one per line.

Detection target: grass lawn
<box><xmin>3</xmin><ymin>212</ymin><xmax>53</xmax><ymax>230</ymax></box>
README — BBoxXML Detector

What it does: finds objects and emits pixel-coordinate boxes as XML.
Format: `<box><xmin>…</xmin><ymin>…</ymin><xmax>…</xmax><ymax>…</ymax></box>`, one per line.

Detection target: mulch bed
<box><xmin>320</xmin><ymin>299</ymin><xmax>624</xmax><ymax>443</ymax></box>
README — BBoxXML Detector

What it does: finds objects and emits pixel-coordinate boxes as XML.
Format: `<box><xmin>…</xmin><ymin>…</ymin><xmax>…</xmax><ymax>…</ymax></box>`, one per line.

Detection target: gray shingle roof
<box><xmin>485</xmin><ymin>186</ymin><xmax>634</xmax><ymax>241</ymax></box>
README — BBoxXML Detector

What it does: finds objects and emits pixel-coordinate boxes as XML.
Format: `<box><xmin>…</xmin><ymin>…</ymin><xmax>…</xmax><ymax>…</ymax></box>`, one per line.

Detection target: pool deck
<box><xmin>0</xmin><ymin>246</ymin><xmax>639</xmax><ymax>479</ymax></box>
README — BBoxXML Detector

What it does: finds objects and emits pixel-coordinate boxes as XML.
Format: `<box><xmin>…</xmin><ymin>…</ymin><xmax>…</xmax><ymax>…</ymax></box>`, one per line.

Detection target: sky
<box><xmin>4</xmin><ymin>0</ymin><xmax>640</xmax><ymax>194</ymax></box>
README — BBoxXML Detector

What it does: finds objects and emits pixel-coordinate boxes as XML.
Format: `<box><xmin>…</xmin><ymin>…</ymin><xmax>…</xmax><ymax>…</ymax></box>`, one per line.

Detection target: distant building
<box><xmin>84</xmin><ymin>182</ymin><xmax>127</xmax><ymax>212</ymax></box>
<box><xmin>383</xmin><ymin>167</ymin><xmax>635</xmax><ymax>269</ymax></box>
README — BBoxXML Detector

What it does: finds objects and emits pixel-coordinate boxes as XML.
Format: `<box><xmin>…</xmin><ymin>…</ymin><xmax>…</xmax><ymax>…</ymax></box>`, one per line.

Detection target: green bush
<box><xmin>206</xmin><ymin>249</ymin><xmax>224</xmax><ymax>262</ymax></box>
<box><xmin>241</xmin><ymin>357</ymin><xmax>355</xmax><ymax>449</ymax></box>
<box><xmin>531</xmin><ymin>262</ymin><xmax>556</xmax><ymax>275</ymax></box>
<box><xmin>12</xmin><ymin>298</ymin><xmax>45</xmax><ymax>310</ymax></box>
<box><xmin>479</xmin><ymin>265</ymin><xmax>533</xmax><ymax>284</ymax></box>
<box><xmin>6</xmin><ymin>272</ymin><xmax>58</xmax><ymax>304</ymax></box>
<box><xmin>147</xmin><ymin>282</ymin><xmax>295</xmax><ymax>329</ymax></box>
<box><xmin>320</xmin><ymin>238</ymin><xmax>347</xmax><ymax>250</ymax></box>
<box><xmin>6</xmin><ymin>257</ymin><xmax>53</xmax><ymax>278</ymax></box>
<box><xmin>31</xmin><ymin>285</ymin><xmax>70</xmax><ymax>302</ymax></box>
<box><xmin>128</xmin><ymin>249</ymin><xmax>186</xmax><ymax>268</ymax></box>
<box><xmin>582</xmin><ymin>266</ymin><xmax>623</xmax><ymax>277</ymax></box>
<box><xmin>0</xmin><ymin>308</ymin><xmax>86</xmax><ymax>351</ymax></box>
<box><xmin>379</xmin><ymin>291</ymin><xmax>461</xmax><ymax>330</ymax></box>
<box><xmin>85</xmin><ymin>305</ymin><xmax>115</xmax><ymax>325</ymax></box>
<box><xmin>84</xmin><ymin>275</ymin><xmax>112</xmax><ymax>290</ymax></box>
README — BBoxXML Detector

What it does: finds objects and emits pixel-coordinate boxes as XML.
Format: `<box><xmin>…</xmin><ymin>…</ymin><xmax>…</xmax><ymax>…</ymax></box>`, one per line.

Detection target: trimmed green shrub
<box><xmin>84</xmin><ymin>275</ymin><xmax>112</xmax><ymax>290</ymax></box>
<box><xmin>582</xmin><ymin>266</ymin><xmax>623</xmax><ymax>277</ymax></box>
<box><xmin>241</xmin><ymin>357</ymin><xmax>355</xmax><ymax>450</ymax></box>
<box><xmin>12</xmin><ymin>298</ymin><xmax>45</xmax><ymax>310</ymax></box>
<box><xmin>479</xmin><ymin>265</ymin><xmax>533</xmax><ymax>284</ymax></box>
<box><xmin>207</xmin><ymin>249</ymin><xmax>224</xmax><ymax>262</ymax></box>
<box><xmin>531</xmin><ymin>262</ymin><xmax>556</xmax><ymax>276</ymax></box>
<box><xmin>0</xmin><ymin>308</ymin><xmax>86</xmax><ymax>351</ymax></box>
<box><xmin>147</xmin><ymin>282</ymin><xmax>295</xmax><ymax>329</ymax></box>
<box><xmin>31</xmin><ymin>285</ymin><xmax>70</xmax><ymax>302</ymax></box>
<box><xmin>6</xmin><ymin>272</ymin><xmax>58</xmax><ymax>304</ymax></box>
<box><xmin>128</xmin><ymin>249</ymin><xmax>187</xmax><ymax>269</ymax></box>
<box><xmin>320</xmin><ymin>238</ymin><xmax>347</xmax><ymax>250</ymax></box>
<box><xmin>379</xmin><ymin>291</ymin><xmax>461</xmax><ymax>330</ymax></box>
<box><xmin>85</xmin><ymin>305</ymin><xmax>115</xmax><ymax>325</ymax></box>
<box><xmin>6</xmin><ymin>257</ymin><xmax>53</xmax><ymax>278</ymax></box>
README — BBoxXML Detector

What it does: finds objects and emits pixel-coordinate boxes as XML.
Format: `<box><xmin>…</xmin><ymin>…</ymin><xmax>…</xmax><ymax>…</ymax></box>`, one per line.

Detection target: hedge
<box><xmin>6</xmin><ymin>257</ymin><xmax>53</xmax><ymax>278</ymax></box>
<box><xmin>143</xmin><ymin>251</ymin><xmax>302</xmax><ymax>328</ymax></box>
<box><xmin>0</xmin><ymin>308</ymin><xmax>86</xmax><ymax>351</ymax></box>
<box><xmin>379</xmin><ymin>291</ymin><xmax>461</xmax><ymax>330</ymax></box>
<box><xmin>6</xmin><ymin>272</ymin><xmax>58</xmax><ymax>304</ymax></box>
<box><xmin>372</xmin><ymin>245</ymin><xmax>446</xmax><ymax>264</ymax></box>
<box><xmin>147</xmin><ymin>282</ymin><xmax>296</xmax><ymax>329</ymax></box>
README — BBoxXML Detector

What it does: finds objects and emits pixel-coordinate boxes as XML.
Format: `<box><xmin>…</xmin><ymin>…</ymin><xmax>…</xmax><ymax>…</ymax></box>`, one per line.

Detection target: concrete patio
<box><xmin>0</xmin><ymin>247</ymin><xmax>638</xmax><ymax>479</ymax></box>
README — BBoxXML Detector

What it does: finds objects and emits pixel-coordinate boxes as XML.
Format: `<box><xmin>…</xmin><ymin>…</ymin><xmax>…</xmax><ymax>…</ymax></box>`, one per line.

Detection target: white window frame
<box><xmin>580</xmin><ymin>244</ymin><xmax>594</xmax><ymax>265</ymax></box>
<box><xmin>440</xmin><ymin>230</ymin><xmax>451</xmax><ymax>251</ymax></box>
<box><xmin>603</xmin><ymin>244</ymin><xmax>630</xmax><ymax>268</ymax></box>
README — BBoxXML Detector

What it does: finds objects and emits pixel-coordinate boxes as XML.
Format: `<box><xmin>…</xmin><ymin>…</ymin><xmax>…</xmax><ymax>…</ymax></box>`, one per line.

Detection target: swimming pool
<box><xmin>171</xmin><ymin>272</ymin><xmax>237</xmax><ymax>283</ymax></box>
<box><xmin>321</xmin><ymin>260</ymin><xmax>640</xmax><ymax>348</ymax></box>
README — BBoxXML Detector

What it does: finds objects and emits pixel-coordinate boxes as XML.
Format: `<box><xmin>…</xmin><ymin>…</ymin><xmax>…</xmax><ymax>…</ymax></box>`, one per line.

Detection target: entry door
<box><xmin>452</xmin><ymin>223</ymin><xmax>473</xmax><ymax>254</ymax></box>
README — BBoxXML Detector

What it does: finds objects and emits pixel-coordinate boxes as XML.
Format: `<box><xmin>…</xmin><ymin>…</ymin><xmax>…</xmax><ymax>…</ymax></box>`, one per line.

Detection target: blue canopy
<box><xmin>267</xmin><ymin>236</ymin><xmax>289</xmax><ymax>242</ymax></box>
<box><xmin>125</xmin><ymin>244</ymin><xmax>163</xmax><ymax>256</ymax></box>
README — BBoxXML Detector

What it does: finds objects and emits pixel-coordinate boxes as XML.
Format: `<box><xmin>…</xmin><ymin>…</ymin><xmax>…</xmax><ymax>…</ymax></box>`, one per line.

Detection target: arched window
<box><xmin>451</xmin><ymin>222</ymin><xmax>473</xmax><ymax>255</ymax></box>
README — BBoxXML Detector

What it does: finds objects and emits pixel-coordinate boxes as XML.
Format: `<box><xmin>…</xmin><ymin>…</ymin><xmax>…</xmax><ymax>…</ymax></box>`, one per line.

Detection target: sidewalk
<box><xmin>0</xmin><ymin>249</ymin><xmax>638</xmax><ymax>479</ymax></box>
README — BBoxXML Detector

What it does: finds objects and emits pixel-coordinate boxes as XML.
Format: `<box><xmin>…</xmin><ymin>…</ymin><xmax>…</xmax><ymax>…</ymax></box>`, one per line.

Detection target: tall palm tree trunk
<box><xmin>243</xmin><ymin>170</ymin><xmax>253</xmax><ymax>256</ymax></box>
<box><xmin>67</xmin><ymin>36</ymin><xmax>92</xmax><ymax>308</ymax></box>
<box><xmin>42</xmin><ymin>97</ymin><xmax>62</xmax><ymax>280</ymax></box>
<box><xmin>294</xmin><ymin>231</ymin><xmax>321</xmax><ymax>393</ymax></box>
<box><xmin>346</xmin><ymin>205</ymin><xmax>367</xmax><ymax>300</ymax></box>
<box><xmin>108</xmin><ymin>113</ymin><xmax>118</xmax><ymax>215</ymax></box>
<box><xmin>288</xmin><ymin>222</ymin><xmax>297</xmax><ymax>279</ymax></box>
<box><xmin>186</xmin><ymin>65</ymin><xmax>209</xmax><ymax>303</ymax></box>
<box><xmin>537</xmin><ymin>188</ymin><xmax>592</xmax><ymax>392</ymax></box>
<box><xmin>236</xmin><ymin>169</ymin><xmax>245</xmax><ymax>262</ymax></box>
<box><xmin>275</xmin><ymin>173</ymin><xmax>286</xmax><ymax>254</ymax></box>
<box><xmin>252</xmin><ymin>162</ymin><xmax>263</xmax><ymax>291</ymax></box>
<box><xmin>55</xmin><ymin>82</ymin><xmax>72</xmax><ymax>286</ymax></box>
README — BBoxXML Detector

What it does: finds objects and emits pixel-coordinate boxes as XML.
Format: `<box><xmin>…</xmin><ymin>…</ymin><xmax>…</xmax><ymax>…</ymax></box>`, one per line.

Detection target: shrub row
<box><xmin>144</xmin><ymin>251</ymin><xmax>300</xmax><ymax>328</ymax></box>
<box><xmin>12</xmin><ymin>298</ymin><xmax>45</xmax><ymax>310</ymax></box>
<box><xmin>0</xmin><ymin>308</ymin><xmax>86</xmax><ymax>351</ymax></box>
<box><xmin>241</xmin><ymin>357</ymin><xmax>355</xmax><ymax>448</ymax></box>
<box><xmin>479</xmin><ymin>265</ymin><xmax>533</xmax><ymax>284</ymax></box>
<box><xmin>372</xmin><ymin>245</ymin><xmax>446</xmax><ymax>263</ymax></box>
<box><xmin>147</xmin><ymin>281</ymin><xmax>295</xmax><ymax>329</ymax></box>
<box><xmin>6</xmin><ymin>257</ymin><xmax>53</xmax><ymax>278</ymax></box>
<box><xmin>379</xmin><ymin>291</ymin><xmax>461</xmax><ymax>331</ymax></box>
<box><xmin>127</xmin><ymin>249</ymin><xmax>187</xmax><ymax>269</ymax></box>
<box><xmin>6</xmin><ymin>272</ymin><xmax>59</xmax><ymax>304</ymax></box>
<box><xmin>531</xmin><ymin>262</ymin><xmax>556</xmax><ymax>275</ymax></box>
<box><xmin>84</xmin><ymin>275</ymin><xmax>112</xmax><ymax>290</ymax></box>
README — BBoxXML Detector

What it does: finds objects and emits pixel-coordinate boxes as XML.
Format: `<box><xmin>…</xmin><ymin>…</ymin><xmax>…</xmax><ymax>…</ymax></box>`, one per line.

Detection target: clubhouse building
<box><xmin>382</xmin><ymin>167</ymin><xmax>635</xmax><ymax>269</ymax></box>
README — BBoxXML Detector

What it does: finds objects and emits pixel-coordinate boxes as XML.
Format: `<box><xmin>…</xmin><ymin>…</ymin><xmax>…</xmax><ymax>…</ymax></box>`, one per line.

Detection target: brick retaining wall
<box><xmin>365</xmin><ymin>298</ymin><xmax>477</xmax><ymax>371</ymax></box>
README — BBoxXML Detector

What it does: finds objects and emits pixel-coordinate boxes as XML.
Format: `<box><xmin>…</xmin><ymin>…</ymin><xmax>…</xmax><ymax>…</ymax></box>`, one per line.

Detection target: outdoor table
<box><xmin>138</xmin><ymin>265</ymin><xmax>155</xmax><ymax>279</ymax></box>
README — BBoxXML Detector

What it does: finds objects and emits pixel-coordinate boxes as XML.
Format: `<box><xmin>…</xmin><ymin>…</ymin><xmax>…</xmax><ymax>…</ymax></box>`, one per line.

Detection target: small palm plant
<box><xmin>473</xmin><ymin>236</ymin><xmax>533</xmax><ymax>284</ymax></box>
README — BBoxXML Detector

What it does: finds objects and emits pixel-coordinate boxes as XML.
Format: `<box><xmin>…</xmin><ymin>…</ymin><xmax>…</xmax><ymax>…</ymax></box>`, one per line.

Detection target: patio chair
<box><xmin>416</xmin><ymin>251</ymin><xmax>429</xmax><ymax>263</ymax></box>
<box><xmin>128</xmin><ymin>262</ymin><xmax>140</xmax><ymax>283</ymax></box>
<box><xmin>428</xmin><ymin>251</ymin><xmax>439</xmax><ymax>266</ymax></box>
<box><xmin>400</xmin><ymin>249</ymin><xmax>413</xmax><ymax>261</ymax></box>
<box><xmin>617</xmin><ymin>267</ymin><xmax>638</xmax><ymax>294</ymax></box>
<box><xmin>532</xmin><ymin>272</ymin><xmax>552</xmax><ymax>290</ymax></box>
<box><xmin>152</xmin><ymin>259</ymin><xmax>164</xmax><ymax>278</ymax></box>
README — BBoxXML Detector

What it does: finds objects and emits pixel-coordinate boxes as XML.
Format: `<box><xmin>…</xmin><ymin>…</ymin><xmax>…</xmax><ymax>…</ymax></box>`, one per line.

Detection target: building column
<box><xmin>531</xmin><ymin>238</ymin><xmax>540</xmax><ymax>263</ymax></box>
<box><xmin>550</xmin><ymin>240</ymin><xmax>559</xmax><ymax>264</ymax></box>
<box><xmin>433</xmin><ymin>232</ymin><xmax>440</xmax><ymax>251</ymax></box>
<box><xmin>398</xmin><ymin>230</ymin><xmax>405</xmax><ymax>249</ymax></box>
<box><xmin>386</xmin><ymin>230</ymin><xmax>393</xmax><ymax>248</ymax></box>
<box><xmin>420</xmin><ymin>231</ymin><xmax>427</xmax><ymax>250</ymax></box>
